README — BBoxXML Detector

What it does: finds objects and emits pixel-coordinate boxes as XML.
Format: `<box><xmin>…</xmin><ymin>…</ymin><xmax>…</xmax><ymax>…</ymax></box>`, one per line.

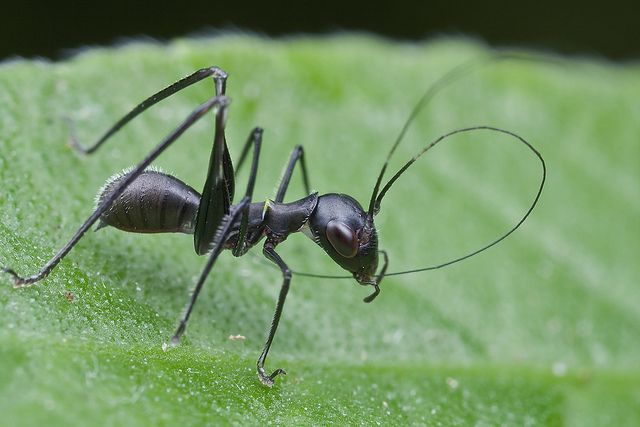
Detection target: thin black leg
<box><xmin>275</xmin><ymin>145</ymin><xmax>310</xmax><ymax>203</ymax></box>
<box><xmin>232</xmin><ymin>128</ymin><xmax>263</xmax><ymax>257</ymax></box>
<box><xmin>2</xmin><ymin>96</ymin><xmax>229</xmax><ymax>288</ymax></box>
<box><xmin>170</xmin><ymin>197</ymin><xmax>250</xmax><ymax>344</ymax></box>
<box><xmin>237</xmin><ymin>139</ymin><xmax>309</xmax><ymax>203</ymax></box>
<box><xmin>193</xmin><ymin>94</ymin><xmax>235</xmax><ymax>255</ymax></box>
<box><xmin>234</xmin><ymin>129</ymin><xmax>257</xmax><ymax>178</ymax></box>
<box><xmin>174</xmin><ymin>127</ymin><xmax>263</xmax><ymax>340</ymax></box>
<box><xmin>70</xmin><ymin>67</ymin><xmax>228</xmax><ymax>154</ymax></box>
<box><xmin>257</xmin><ymin>242</ymin><xmax>291</xmax><ymax>387</ymax></box>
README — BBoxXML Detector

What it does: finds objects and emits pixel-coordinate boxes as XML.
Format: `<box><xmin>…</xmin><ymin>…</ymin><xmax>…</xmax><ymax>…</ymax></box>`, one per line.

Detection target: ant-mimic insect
<box><xmin>2</xmin><ymin>54</ymin><xmax>546</xmax><ymax>386</ymax></box>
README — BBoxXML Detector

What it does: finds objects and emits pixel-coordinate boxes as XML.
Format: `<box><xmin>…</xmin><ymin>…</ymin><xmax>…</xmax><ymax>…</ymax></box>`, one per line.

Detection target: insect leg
<box><xmin>275</xmin><ymin>145</ymin><xmax>310</xmax><ymax>203</ymax></box>
<box><xmin>257</xmin><ymin>242</ymin><xmax>291</xmax><ymax>387</ymax></box>
<box><xmin>233</xmin><ymin>127</ymin><xmax>259</xmax><ymax>178</ymax></box>
<box><xmin>170</xmin><ymin>196</ymin><xmax>250</xmax><ymax>344</ymax></box>
<box><xmin>173</xmin><ymin>127</ymin><xmax>263</xmax><ymax>341</ymax></box>
<box><xmin>2</xmin><ymin>96</ymin><xmax>229</xmax><ymax>287</ymax></box>
<box><xmin>232</xmin><ymin>128</ymin><xmax>263</xmax><ymax>257</ymax></box>
<box><xmin>70</xmin><ymin>67</ymin><xmax>228</xmax><ymax>154</ymax></box>
<box><xmin>193</xmin><ymin>98</ymin><xmax>236</xmax><ymax>255</ymax></box>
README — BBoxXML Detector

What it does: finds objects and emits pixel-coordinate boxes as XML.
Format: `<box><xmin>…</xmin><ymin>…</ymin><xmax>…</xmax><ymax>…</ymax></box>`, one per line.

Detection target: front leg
<box><xmin>257</xmin><ymin>240</ymin><xmax>291</xmax><ymax>387</ymax></box>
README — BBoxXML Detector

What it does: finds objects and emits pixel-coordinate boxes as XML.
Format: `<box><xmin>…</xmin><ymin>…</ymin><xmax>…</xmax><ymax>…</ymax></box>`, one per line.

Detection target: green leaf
<box><xmin>1</xmin><ymin>35</ymin><xmax>638</xmax><ymax>426</ymax></box>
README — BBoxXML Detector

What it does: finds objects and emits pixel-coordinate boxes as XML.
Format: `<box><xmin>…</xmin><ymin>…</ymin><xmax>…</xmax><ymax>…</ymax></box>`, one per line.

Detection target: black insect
<box><xmin>2</xmin><ymin>55</ymin><xmax>546</xmax><ymax>387</ymax></box>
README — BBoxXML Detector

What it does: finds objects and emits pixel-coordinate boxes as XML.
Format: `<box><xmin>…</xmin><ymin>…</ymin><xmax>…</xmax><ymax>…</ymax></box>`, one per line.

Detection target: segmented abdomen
<box><xmin>95</xmin><ymin>168</ymin><xmax>200</xmax><ymax>234</ymax></box>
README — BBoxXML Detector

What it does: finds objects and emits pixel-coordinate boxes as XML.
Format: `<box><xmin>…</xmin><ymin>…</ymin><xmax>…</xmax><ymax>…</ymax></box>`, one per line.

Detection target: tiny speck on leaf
<box><xmin>63</xmin><ymin>290</ymin><xmax>75</xmax><ymax>302</ymax></box>
<box><xmin>446</xmin><ymin>377</ymin><xmax>459</xmax><ymax>390</ymax></box>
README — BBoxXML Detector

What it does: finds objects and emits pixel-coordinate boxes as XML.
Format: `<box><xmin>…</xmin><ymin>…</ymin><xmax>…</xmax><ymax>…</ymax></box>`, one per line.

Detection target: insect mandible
<box><xmin>2</xmin><ymin>54</ymin><xmax>546</xmax><ymax>387</ymax></box>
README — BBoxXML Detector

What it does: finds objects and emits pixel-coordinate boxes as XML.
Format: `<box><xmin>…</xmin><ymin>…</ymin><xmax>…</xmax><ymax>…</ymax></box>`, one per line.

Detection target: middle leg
<box><xmin>275</xmin><ymin>145</ymin><xmax>311</xmax><ymax>203</ymax></box>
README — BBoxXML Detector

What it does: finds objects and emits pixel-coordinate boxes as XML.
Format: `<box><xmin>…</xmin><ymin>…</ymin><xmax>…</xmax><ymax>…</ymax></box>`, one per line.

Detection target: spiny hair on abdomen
<box><xmin>94</xmin><ymin>166</ymin><xmax>201</xmax><ymax>234</ymax></box>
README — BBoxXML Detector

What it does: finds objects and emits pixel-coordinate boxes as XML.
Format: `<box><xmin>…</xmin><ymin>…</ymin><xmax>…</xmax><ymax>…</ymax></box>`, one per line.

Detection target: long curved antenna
<box><xmin>289</xmin><ymin>270</ymin><xmax>351</xmax><ymax>279</ymax></box>
<box><xmin>381</xmin><ymin>125</ymin><xmax>545</xmax><ymax>275</ymax></box>
<box><xmin>368</xmin><ymin>52</ymin><xmax>542</xmax><ymax>217</ymax></box>
<box><xmin>292</xmin><ymin>125</ymin><xmax>545</xmax><ymax>279</ymax></box>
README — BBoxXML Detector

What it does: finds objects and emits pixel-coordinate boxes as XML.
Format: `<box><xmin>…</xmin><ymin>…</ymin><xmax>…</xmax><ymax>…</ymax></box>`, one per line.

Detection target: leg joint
<box><xmin>207</xmin><ymin>66</ymin><xmax>228</xmax><ymax>80</ymax></box>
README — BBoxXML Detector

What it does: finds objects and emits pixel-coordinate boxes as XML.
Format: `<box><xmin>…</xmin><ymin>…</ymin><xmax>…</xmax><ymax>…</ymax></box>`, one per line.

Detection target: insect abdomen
<box><xmin>95</xmin><ymin>169</ymin><xmax>200</xmax><ymax>234</ymax></box>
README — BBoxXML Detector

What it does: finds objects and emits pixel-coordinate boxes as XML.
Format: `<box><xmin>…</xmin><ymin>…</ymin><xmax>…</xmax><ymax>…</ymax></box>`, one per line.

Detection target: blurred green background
<box><xmin>0</xmin><ymin>35</ymin><xmax>638</xmax><ymax>425</ymax></box>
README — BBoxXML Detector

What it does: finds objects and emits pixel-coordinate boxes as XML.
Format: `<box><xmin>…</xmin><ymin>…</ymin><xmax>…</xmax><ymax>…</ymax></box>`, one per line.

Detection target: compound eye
<box><xmin>326</xmin><ymin>220</ymin><xmax>358</xmax><ymax>258</ymax></box>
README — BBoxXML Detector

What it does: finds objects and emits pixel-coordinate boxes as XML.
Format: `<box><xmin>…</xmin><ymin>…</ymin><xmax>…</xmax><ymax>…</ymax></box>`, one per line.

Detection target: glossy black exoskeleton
<box><xmin>2</xmin><ymin>57</ymin><xmax>546</xmax><ymax>386</ymax></box>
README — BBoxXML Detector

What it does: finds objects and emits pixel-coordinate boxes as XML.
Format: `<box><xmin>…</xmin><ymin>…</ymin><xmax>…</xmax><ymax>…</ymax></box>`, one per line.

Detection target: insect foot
<box><xmin>170</xmin><ymin>321</ymin><xmax>187</xmax><ymax>347</ymax></box>
<box><xmin>257</xmin><ymin>366</ymin><xmax>287</xmax><ymax>388</ymax></box>
<box><xmin>1</xmin><ymin>267</ymin><xmax>41</xmax><ymax>288</ymax></box>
